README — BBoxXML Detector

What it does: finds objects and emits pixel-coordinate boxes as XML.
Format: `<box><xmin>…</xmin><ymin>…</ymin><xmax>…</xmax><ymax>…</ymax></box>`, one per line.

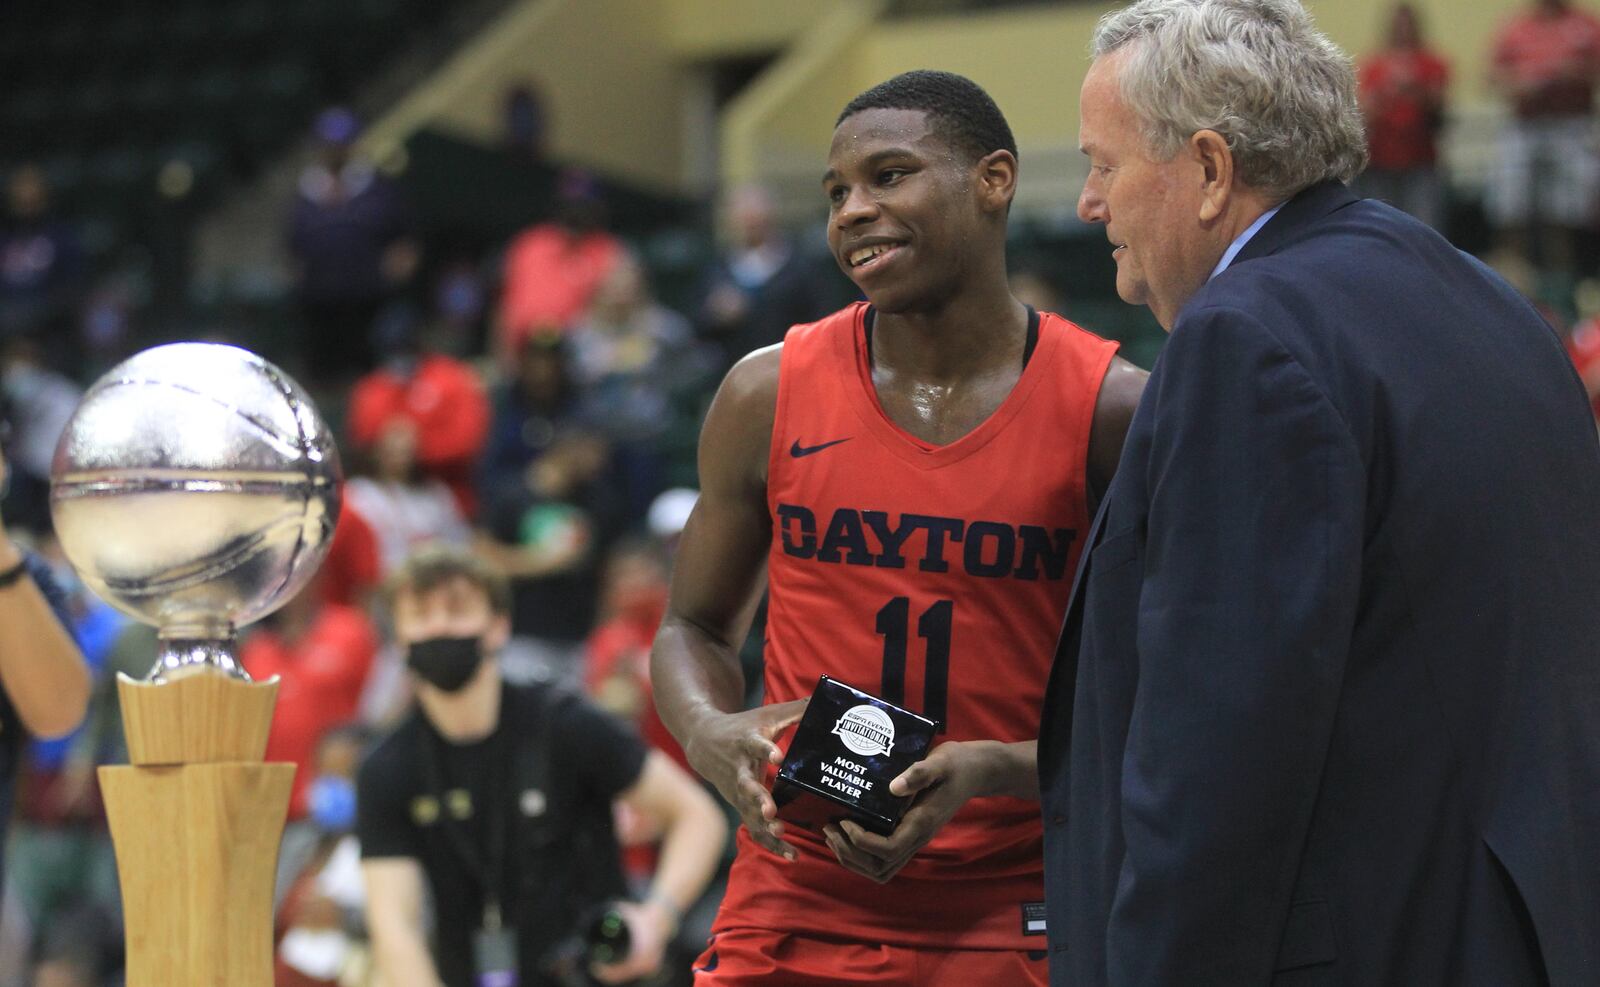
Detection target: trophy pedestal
<box><xmin>100</xmin><ymin>762</ymin><xmax>293</xmax><ymax>987</ymax></box>
<box><xmin>101</xmin><ymin>672</ymin><xmax>293</xmax><ymax>987</ymax></box>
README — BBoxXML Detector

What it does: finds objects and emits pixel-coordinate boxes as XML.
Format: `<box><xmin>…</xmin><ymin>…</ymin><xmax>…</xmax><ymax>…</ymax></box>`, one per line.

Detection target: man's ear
<box><xmin>976</xmin><ymin>148</ymin><xmax>1019</xmax><ymax>214</ymax></box>
<box><xmin>1191</xmin><ymin>129</ymin><xmax>1234</xmax><ymax>224</ymax></box>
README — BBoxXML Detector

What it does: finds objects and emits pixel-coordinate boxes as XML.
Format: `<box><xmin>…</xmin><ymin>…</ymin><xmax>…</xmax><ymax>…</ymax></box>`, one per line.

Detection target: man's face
<box><xmin>392</xmin><ymin>576</ymin><xmax>507</xmax><ymax>651</ymax></box>
<box><xmin>823</xmin><ymin>108</ymin><xmax>985</xmax><ymax>314</ymax></box>
<box><xmin>726</xmin><ymin>187</ymin><xmax>775</xmax><ymax>249</ymax></box>
<box><xmin>1077</xmin><ymin>49</ymin><xmax>1217</xmax><ymax>331</ymax></box>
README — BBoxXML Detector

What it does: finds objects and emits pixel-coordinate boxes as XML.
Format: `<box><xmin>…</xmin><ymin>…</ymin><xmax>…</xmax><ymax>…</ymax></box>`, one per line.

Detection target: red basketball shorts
<box><xmin>692</xmin><ymin>927</ymin><xmax>1049</xmax><ymax>987</ymax></box>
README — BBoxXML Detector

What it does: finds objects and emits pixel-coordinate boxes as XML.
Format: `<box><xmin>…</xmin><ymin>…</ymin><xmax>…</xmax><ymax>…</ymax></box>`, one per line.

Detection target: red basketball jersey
<box><xmin>714</xmin><ymin>302</ymin><xmax>1117</xmax><ymax>950</ymax></box>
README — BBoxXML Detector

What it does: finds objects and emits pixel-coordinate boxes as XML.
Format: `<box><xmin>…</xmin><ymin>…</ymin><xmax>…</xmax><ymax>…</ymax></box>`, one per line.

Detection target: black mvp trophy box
<box><xmin>773</xmin><ymin>675</ymin><xmax>940</xmax><ymax>836</ymax></box>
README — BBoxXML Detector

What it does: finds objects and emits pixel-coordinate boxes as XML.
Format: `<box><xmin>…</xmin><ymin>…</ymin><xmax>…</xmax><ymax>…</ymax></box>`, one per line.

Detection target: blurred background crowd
<box><xmin>0</xmin><ymin>0</ymin><xmax>1596</xmax><ymax>984</ymax></box>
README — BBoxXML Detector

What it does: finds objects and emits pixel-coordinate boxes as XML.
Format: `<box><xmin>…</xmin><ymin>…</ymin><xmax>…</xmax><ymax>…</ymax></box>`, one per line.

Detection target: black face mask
<box><xmin>406</xmin><ymin>636</ymin><xmax>483</xmax><ymax>693</ymax></box>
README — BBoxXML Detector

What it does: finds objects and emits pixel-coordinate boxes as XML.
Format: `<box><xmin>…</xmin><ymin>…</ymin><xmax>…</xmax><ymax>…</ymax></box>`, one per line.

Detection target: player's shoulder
<box><xmin>1036</xmin><ymin>308</ymin><xmax>1118</xmax><ymax>349</ymax></box>
<box><xmin>710</xmin><ymin>344</ymin><xmax>783</xmax><ymax>447</ymax></box>
<box><xmin>785</xmin><ymin>301</ymin><xmax>864</xmax><ymax>343</ymax></box>
<box><xmin>717</xmin><ymin>303</ymin><xmax>863</xmax><ymax>411</ymax></box>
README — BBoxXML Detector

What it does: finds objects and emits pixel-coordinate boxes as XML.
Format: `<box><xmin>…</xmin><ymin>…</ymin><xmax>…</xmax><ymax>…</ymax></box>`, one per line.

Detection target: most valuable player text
<box><xmin>820</xmin><ymin>757</ymin><xmax>875</xmax><ymax>799</ymax></box>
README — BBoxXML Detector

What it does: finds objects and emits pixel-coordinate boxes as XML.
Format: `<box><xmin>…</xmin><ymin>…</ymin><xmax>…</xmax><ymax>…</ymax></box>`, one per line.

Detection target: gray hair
<box><xmin>1091</xmin><ymin>0</ymin><xmax>1367</xmax><ymax>200</ymax></box>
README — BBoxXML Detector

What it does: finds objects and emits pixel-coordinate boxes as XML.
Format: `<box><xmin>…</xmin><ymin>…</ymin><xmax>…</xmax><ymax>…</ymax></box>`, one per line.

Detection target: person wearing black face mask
<box><xmin>357</xmin><ymin>546</ymin><xmax>726</xmax><ymax>987</ymax></box>
<box><xmin>406</xmin><ymin>633</ymin><xmax>484</xmax><ymax>693</ymax></box>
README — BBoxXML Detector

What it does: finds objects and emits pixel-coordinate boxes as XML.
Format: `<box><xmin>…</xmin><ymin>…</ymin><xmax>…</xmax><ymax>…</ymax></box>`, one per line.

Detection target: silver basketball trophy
<box><xmin>51</xmin><ymin>341</ymin><xmax>340</xmax><ymax>678</ymax></box>
<box><xmin>50</xmin><ymin>342</ymin><xmax>341</xmax><ymax>987</ymax></box>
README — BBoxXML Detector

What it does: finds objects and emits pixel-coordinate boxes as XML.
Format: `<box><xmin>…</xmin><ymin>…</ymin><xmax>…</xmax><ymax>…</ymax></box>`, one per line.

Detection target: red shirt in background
<box><xmin>242</xmin><ymin>605</ymin><xmax>378</xmax><ymax>818</ymax></box>
<box><xmin>497</xmin><ymin>223</ymin><xmax>621</xmax><ymax>351</ymax></box>
<box><xmin>347</xmin><ymin>353</ymin><xmax>490</xmax><ymax>517</ymax></box>
<box><xmin>1493</xmin><ymin>5</ymin><xmax>1600</xmax><ymax>118</ymax></box>
<box><xmin>1567</xmin><ymin>315</ymin><xmax>1600</xmax><ymax>416</ymax></box>
<box><xmin>585</xmin><ymin>588</ymin><xmax>685</xmax><ymax>880</ymax></box>
<box><xmin>317</xmin><ymin>502</ymin><xmax>381</xmax><ymax>609</ymax></box>
<box><xmin>1360</xmin><ymin>47</ymin><xmax>1450</xmax><ymax>170</ymax></box>
<box><xmin>584</xmin><ymin>593</ymin><xmax>686</xmax><ymax>771</ymax></box>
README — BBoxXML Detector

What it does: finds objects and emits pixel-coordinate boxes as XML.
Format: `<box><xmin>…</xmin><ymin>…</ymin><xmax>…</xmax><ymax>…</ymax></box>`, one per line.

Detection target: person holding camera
<box><xmin>358</xmin><ymin>546</ymin><xmax>726</xmax><ymax>987</ymax></box>
<box><xmin>0</xmin><ymin>444</ymin><xmax>91</xmax><ymax>905</ymax></box>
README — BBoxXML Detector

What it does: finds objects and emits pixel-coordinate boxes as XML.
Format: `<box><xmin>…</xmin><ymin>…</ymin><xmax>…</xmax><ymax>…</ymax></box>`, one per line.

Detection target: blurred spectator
<box><xmin>585</xmin><ymin>538</ymin><xmax>685</xmax><ymax>770</ymax></box>
<box><xmin>7</xmin><ymin>527</ymin><xmax>122</xmax><ymax>984</ymax></box>
<box><xmin>0</xmin><ymin>336</ymin><xmax>81</xmax><ymax>537</ymax></box>
<box><xmin>586</xmin><ymin>536</ymin><xmax>731</xmax><ymax>987</ymax></box>
<box><xmin>345</xmin><ymin>419</ymin><xmax>473</xmax><ymax>577</ymax></box>
<box><xmin>479</xmin><ymin>333</ymin><xmax>597</xmax><ymax>501</ymax></box>
<box><xmin>478</xmin><ymin>430</ymin><xmax>627</xmax><ymax>682</ymax></box>
<box><xmin>317</xmin><ymin>501</ymin><xmax>382</xmax><ymax>611</ymax></box>
<box><xmin>570</xmin><ymin>251</ymin><xmax>716</xmax><ymax>512</ymax></box>
<box><xmin>357</xmin><ymin>546</ymin><xmax>724</xmax><ymax>987</ymax></box>
<box><xmin>0</xmin><ymin>166</ymin><xmax>83</xmax><ymax>364</ymax></box>
<box><xmin>287</xmin><ymin>107</ymin><xmax>420</xmax><ymax>388</ymax></box>
<box><xmin>240</xmin><ymin>584</ymin><xmax>378</xmax><ymax>820</ymax></box>
<box><xmin>430</xmin><ymin>259</ymin><xmax>490</xmax><ymax>357</ymax></box>
<box><xmin>24</xmin><ymin>901</ymin><xmax>117</xmax><ymax>987</ymax></box>
<box><xmin>495</xmin><ymin>169</ymin><xmax>621</xmax><ymax>364</ymax></box>
<box><xmin>504</xmin><ymin>82</ymin><xmax>549</xmax><ymax>163</ymax></box>
<box><xmin>477</xmin><ymin>333</ymin><xmax>624</xmax><ymax>681</ymax></box>
<box><xmin>1488</xmin><ymin>0</ymin><xmax>1600</xmax><ymax>277</ymax></box>
<box><xmin>274</xmin><ymin>725</ymin><xmax>372</xmax><ymax>987</ymax></box>
<box><xmin>1357</xmin><ymin>4</ymin><xmax>1451</xmax><ymax>230</ymax></box>
<box><xmin>696</xmin><ymin>184</ymin><xmax>845</xmax><ymax>371</ymax></box>
<box><xmin>347</xmin><ymin>304</ymin><xmax>491</xmax><ymax>518</ymax></box>
<box><xmin>0</xmin><ymin>447</ymin><xmax>90</xmax><ymax>919</ymax></box>
<box><xmin>571</xmin><ymin>252</ymin><xmax>702</xmax><ymax>400</ymax></box>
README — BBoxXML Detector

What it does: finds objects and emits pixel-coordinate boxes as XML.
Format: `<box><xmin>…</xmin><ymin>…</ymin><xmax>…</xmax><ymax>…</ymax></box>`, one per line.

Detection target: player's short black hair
<box><xmin>836</xmin><ymin>70</ymin><xmax>1018</xmax><ymax>164</ymax></box>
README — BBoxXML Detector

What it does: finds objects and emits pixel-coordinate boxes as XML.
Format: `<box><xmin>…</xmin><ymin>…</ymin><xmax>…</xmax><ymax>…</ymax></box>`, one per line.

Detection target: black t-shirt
<box><xmin>357</xmin><ymin>680</ymin><xmax>648</xmax><ymax>987</ymax></box>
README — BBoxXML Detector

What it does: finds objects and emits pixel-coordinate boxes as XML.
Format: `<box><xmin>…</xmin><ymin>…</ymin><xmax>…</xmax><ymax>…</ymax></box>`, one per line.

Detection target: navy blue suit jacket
<box><xmin>1039</xmin><ymin>182</ymin><xmax>1600</xmax><ymax>986</ymax></box>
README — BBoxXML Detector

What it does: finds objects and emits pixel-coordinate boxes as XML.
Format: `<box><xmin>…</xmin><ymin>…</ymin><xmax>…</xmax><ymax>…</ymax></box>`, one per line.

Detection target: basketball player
<box><xmin>651</xmin><ymin>71</ymin><xmax>1146</xmax><ymax>985</ymax></box>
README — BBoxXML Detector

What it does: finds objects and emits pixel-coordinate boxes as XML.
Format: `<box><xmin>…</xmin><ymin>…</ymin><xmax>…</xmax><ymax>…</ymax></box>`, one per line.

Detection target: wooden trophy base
<box><xmin>103</xmin><ymin>671</ymin><xmax>292</xmax><ymax>987</ymax></box>
<box><xmin>100</xmin><ymin>761</ymin><xmax>294</xmax><ymax>987</ymax></box>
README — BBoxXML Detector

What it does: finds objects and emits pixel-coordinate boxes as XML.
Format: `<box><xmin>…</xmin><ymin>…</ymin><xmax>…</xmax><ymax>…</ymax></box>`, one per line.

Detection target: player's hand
<box><xmin>822</xmin><ymin>740</ymin><xmax>989</xmax><ymax>884</ymax></box>
<box><xmin>683</xmin><ymin>699</ymin><xmax>808</xmax><ymax>861</ymax></box>
<box><xmin>590</xmin><ymin>899</ymin><xmax>671</xmax><ymax>985</ymax></box>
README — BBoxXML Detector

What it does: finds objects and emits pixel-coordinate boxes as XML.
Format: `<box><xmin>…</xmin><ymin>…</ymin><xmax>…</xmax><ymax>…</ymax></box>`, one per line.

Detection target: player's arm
<box><xmin>594</xmin><ymin>751</ymin><xmax>729</xmax><ymax>985</ymax></box>
<box><xmin>1086</xmin><ymin>354</ymin><xmax>1149</xmax><ymax>511</ymax></box>
<box><xmin>650</xmin><ymin>346</ymin><xmax>809</xmax><ymax>860</ymax></box>
<box><xmin>362</xmin><ymin>858</ymin><xmax>446</xmax><ymax>987</ymax></box>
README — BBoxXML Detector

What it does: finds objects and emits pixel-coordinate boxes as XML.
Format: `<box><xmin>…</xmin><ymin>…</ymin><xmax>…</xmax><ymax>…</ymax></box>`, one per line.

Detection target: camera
<box><xmin>540</xmin><ymin>903</ymin><xmax>632</xmax><ymax>987</ymax></box>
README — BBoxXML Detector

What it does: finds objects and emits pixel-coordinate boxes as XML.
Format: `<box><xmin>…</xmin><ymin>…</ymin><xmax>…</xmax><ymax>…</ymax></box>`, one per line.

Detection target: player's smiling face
<box><xmin>823</xmin><ymin>108</ymin><xmax>981</xmax><ymax>314</ymax></box>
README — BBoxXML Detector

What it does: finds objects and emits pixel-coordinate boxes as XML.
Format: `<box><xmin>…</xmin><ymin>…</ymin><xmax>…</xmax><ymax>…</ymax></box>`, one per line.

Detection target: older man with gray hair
<box><xmin>1038</xmin><ymin>1</ymin><xmax>1600</xmax><ymax>985</ymax></box>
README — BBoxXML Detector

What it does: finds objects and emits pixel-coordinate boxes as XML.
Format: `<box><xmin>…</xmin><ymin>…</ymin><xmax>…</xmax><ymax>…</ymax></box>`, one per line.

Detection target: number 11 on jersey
<box><xmin>875</xmin><ymin>597</ymin><xmax>952</xmax><ymax>733</ymax></box>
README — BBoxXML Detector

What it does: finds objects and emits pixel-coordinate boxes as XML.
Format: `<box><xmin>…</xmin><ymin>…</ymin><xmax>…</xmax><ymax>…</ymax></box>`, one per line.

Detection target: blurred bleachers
<box><xmin>0</xmin><ymin>0</ymin><xmax>445</xmax><ymax>275</ymax></box>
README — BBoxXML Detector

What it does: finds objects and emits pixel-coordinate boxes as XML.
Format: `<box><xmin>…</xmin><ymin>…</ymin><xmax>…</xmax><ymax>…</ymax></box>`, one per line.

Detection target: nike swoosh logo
<box><xmin>790</xmin><ymin>437</ymin><xmax>851</xmax><ymax>458</ymax></box>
